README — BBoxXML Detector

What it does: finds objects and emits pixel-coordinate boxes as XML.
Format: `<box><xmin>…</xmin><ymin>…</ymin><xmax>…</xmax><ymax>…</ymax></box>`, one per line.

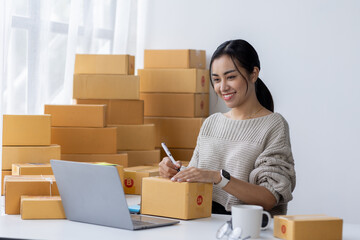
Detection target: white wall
<box><xmin>138</xmin><ymin>0</ymin><xmax>360</xmax><ymax>224</ymax></box>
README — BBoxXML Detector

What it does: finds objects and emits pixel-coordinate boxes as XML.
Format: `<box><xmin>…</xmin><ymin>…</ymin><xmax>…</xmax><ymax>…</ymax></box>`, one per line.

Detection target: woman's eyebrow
<box><xmin>224</xmin><ymin>69</ymin><xmax>236</xmax><ymax>75</ymax></box>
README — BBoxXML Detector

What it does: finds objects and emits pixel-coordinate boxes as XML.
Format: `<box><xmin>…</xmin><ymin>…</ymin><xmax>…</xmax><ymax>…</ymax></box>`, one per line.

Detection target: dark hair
<box><xmin>209</xmin><ymin>39</ymin><xmax>274</xmax><ymax>112</ymax></box>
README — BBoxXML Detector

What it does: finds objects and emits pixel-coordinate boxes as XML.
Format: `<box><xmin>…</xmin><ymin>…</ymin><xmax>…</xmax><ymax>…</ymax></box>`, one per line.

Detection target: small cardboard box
<box><xmin>44</xmin><ymin>104</ymin><xmax>106</xmax><ymax>127</ymax></box>
<box><xmin>51</xmin><ymin>127</ymin><xmax>117</xmax><ymax>154</ymax></box>
<box><xmin>61</xmin><ymin>153</ymin><xmax>128</xmax><ymax>167</ymax></box>
<box><xmin>74</xmin><ymin>54</ymin><xmax>135</xmax><ymax>75</ymax></box>
<box><xmin>160</xmin><ymin>148</ymin><xmax>194</xmax><ymax>162</ymax></box>
<box><xmin>118</xmin><ymin>149</ymin><xmax>160</xmax><ymax>167</ymax></box>
<box><xmin>20</xmin><ymin>196</ymin><xmax>66</xmax><ymax>220</ymax></box>
<box><xmin>73</xmin><ymin>74</ymin><xmax>140</xmax><ymax>100</ymax></box>
<box><xmin>144</xmin><ymin>49</ymin><xmax>206</xmax><ymax>69</ymax></box>
<box><xmin>2</xmin><ymin>115</ymin><xmax>51</xmax><ymax>146</ymax></box>
<box><xmin>144</xmin><ymin>117</ymin><xmax>204</xmax><ymax>148</ymax></box>
<box><xmin>2</xmin><ymin>145</ymin><xmax>61</xmax><ymax>170</ymax></box>
<box><xmin>12</xmin><ymin>163</ymin><xmax>53</xmax><ymax>176</ymax></box>
<box><xmin>109</xmin><ymin>124</ymin><xmax>155</xmax><ymax>151</ymax></box>
<box><xmin>140</xmin><ymin>93</ymin><xmax>209</xmax><ymax>118</ymax></box>
<box><xmin>123</xmin><ymin>166</ymin><xmax>159</xmax><ymax>195</ymax></box>
<box><xmin>138</xmin><ymin>69</ymin><xmax>209</xmax><ymax>93</ymax></box>
<box><xmin>76</xmin><ymin>99</ymin><xmax>144</xmax><ymax>125</ymax></box>
<box><xmin>4</xmin><ymin>175</ymin><xmax>59</xmax><ymax>215</ymax></box>
<box><xmin>273</xmin><ymin>214</ymin><xmax>343</xmax><ymax>240</ymax></box>
<box><xmin>141</xmin><ymin>177</ymin><xmax>212</xmax><ymax>220</ymax></box>
<box><xmin>1</xmin><ymin>170</ymin><xmax>11</xmax><ymax>196</ymax></box>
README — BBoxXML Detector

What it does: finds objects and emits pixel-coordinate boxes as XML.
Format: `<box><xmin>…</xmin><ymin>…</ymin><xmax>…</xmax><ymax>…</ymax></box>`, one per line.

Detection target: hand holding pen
<box><xmin>159</xmin><ymin>142</ymin><xmax>181</xmax><ymax>178</ymax></box>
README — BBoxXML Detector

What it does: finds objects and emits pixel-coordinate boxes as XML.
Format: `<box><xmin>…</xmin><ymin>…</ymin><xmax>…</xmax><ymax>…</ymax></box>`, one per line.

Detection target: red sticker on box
<box><xmin>201</xmin><ymin>76</ymin><xmax>205</xmax><ymax>87</ymax></box>
<box><xmin>200</xmin><ymin>100</ymin><xmax>204</xmax><ymax>110</ymax></box>
<box><xmin>197</xmin><ymin>195</ymin><xmax>203</xmax><ymax>205</ymax></box>
<box><xmin>281</xmin><ymin>225</ymin><xmax>286</xmax><ymax>234</ymax></box>
<box><xmin>124</xmin><ymin>178</ymin><xmax>134</xmax><ymax>188</ymax></box>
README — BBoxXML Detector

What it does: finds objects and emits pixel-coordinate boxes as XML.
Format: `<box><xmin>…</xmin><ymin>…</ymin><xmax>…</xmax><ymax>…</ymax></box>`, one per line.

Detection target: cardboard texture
<box><xmin>76</xmin><ymin>99</ymin><xmax>144</xmax><ymax>125</ymax></box>
<box><xmin>12</xmin><ymin>163</ymin><xmax>53</xmax><ymax>176</ymax></box>
<box><xmin>273</xmin><ymin>215</ymin><xmax>343</xmax><ymax>240</ymax></box>
<box><xmin>109</xmin><ymin>124</ymin><xmax>155</xmax><ymax>151</ymax></box>
<box><xmin>118</xmin><ymin>150</ymin><xmax>160</xmax><ymax>167</ymax></box>
<box><xmin>141</xmin><ymin>177</ymin><xmax>213</xmax><ymax>220</ymax></box>
<box><xmin>140</xmin><ymin>93</ymin><xmax>209</xmax><ymax>118</ymax></box>
<box><xmin>74</xmin><ymin>54</ymin><xmax>135</xmax><ymax>75</ymax></box>
<box><xmin>1</xmin><ymin>170</ymin><xmax>11</xmax><ymax>196</ymax></box>
<box><xmin>138</xmin><ymin>69</ymin><xmax>209</xmax><ymax>93</ymax></box>
<box><xmin>123</xmin><ymin>166</ymin><xmax>159</xmax><ymax>195</ymax></box>
<box><xmin>160</xmin><ymin>148</ymin><xmax>194</xmax><ymax>162</ymax></box>
<box><xmin>20</xmin><ymin>196</ymin><xmax>66</xmax><ymax>220</ymax></box>
<box><xmin>2</xmin><ymin>145</ymin><xmax>61</xmax><ymax>170</ymax></box>
<box><xmin>61</xmin><ymin>153</ymin><xmax>128</xmax><ymax>167</ymax></box>
<box><xmin>51</xmin><ymin>127</ymin><xmax>117</xmax><ymax>154</ymax></box>
<box><xmin>44</xmin><ymin>104</ymin><xmax>106</xmax><ymax>127</ymax></box>
<box><xmin>73</xmin><ymin>74</ymin><xmax>140</xmax><ymax>100</ymax></box>
<box><xmin>144</xmin><ymin>117</ymin><xmax>204</xmax><ymax>148</ymax></box>
<box><xmin>144</xmin><ymin>49</ymin><xmax>206</xmax><ymax>69</ymax></box>
<box><xmin>4</xmin><ymin>175</ymin><xmax>59</xmax><ymax>215</ymax></box>
<box><xmin>2</xmin><ymin>115</ymin><xmax>51</xmax><ymax>146</ymax></box>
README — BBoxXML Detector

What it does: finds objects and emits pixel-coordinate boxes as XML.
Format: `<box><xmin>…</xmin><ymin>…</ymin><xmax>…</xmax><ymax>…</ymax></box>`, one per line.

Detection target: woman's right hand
<box><xmin>159</xmin><ymin>157</ymin><xmax>181</xmax><ymax>179</ymax></box>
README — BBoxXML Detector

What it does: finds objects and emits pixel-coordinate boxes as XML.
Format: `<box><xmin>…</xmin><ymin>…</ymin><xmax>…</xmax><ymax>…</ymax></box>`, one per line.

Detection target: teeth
<box><xmin>224</xmin><ymin>94</ymin><xmax>234</xmax><ymax>98</ymax></box>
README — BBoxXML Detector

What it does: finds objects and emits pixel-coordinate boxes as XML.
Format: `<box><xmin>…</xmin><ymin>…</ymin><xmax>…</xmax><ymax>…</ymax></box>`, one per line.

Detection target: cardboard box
<box><xmin>44</xmin><ymin>104</ymin><xmax>106</xmax><ymax>127</ymax></box>
<box><xmin>138</xmin><ymin>69</ymin><xmax>209</xmax><ymax>93</ymax></box>
<box><xmin>73</xmin><ymin>74</ymin><xmax>140</xmax><ymax>100</ymax></box>
<box><xmin>118</xmin><ymin>150</ymin><xmax>160</xmax><ymax>167</ymax></box>
<box><xmin>273</xmin><ymin>215</ymin><xmax>343</xmax><ymax>240</ymax></box>
<box><xmin>144</xmin><ymin>117</ymin><xmax>204</xmax><ymax>148</ymax></box>
<box><xmin>4</xmin><ymin>175</ymin><xmax>59</xmax><ymax>214</ymax></box>
<box><xmin>2</xmin><ymin>145</ymin><xmax>61</xmax><ymax>170</ymax></box>
<box><xmin>1</xmin><ymin>170</ymin><xmax>11</xmax><ymax>196</ymax></box>
<box><xmin>109</xmin><ymin>124</ymin><xmax>155</xmax><ymax>151</ymax></box>
<box><xmin>140</xmin><ymin>93</ymin><xmax>209</xmax><ymax>118</ymax></box>
<box><xmin>61</xmin><ymin>153</ymin><xmax>128</xmax><ymax>167</ymax></box>
<box><xmin>2</xmin><ymin>115</ymin><xmax>51</xmax><ymax>146</ymax></box>
<box><xmin>123</xmin><ymin>166</ymin><xmax>159</xmax><ymax>195</ymax></box>
<box><xmin>76</xmin><ymin>99</ymin><xmax>144</xmax><ymax>125</ymax></box>
<box><xmin>141</xmin><ymin>177</ymin><xmax>212</xmax><ymax>220</ymax></box>
<box><xmin>12</xmin><ymin>163</ymin><xmax>53</xmax><ymax>176</ymax></box>
<box><xmin>20</xmin><ymin>196</ymin><xmax>66</xmax><ymax>219</ymax></box>
<box><xmin>160</xmin><ymin>148</ymin><xmax>194</xmax><ymax>162</ymax></box>
<box><xmin>74</xmin><ymin>54</ymin><xmax>135</xmax><ymax>75</ymax></box>
<box><xmin>51</xmin><ymin>127</ymin><xmax>117</xmax><ymax>154</ymax></box>
<box><xmin>144</xmin><ymin>49</ymin><xmax>206</xmax><ymax>69</ymax></box>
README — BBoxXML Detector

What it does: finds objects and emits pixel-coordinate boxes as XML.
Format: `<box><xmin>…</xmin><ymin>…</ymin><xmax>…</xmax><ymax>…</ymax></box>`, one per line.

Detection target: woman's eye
<box><xmin>227</xmin><ymin>75</ymin><xmax>236</xmax><ymax>80</ymax></box>
<box><xmin>212</xmin><ymin>78</ymin><xmax>220</xmax><ymax>82</ymax></box>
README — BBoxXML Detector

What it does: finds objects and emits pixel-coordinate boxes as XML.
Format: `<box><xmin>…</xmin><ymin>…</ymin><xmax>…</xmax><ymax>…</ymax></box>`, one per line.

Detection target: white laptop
<box><xmin>50</xmin><ymin>159</ymin><xmax>179</xmax><ymax>230</ymax></box>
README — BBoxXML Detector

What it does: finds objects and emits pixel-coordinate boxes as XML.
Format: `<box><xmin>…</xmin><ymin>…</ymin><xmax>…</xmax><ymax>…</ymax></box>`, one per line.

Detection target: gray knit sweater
<box><xmin>188</xmin><ymin>112</ymin><xmax>296</xmax><ymax>216</ymax></box>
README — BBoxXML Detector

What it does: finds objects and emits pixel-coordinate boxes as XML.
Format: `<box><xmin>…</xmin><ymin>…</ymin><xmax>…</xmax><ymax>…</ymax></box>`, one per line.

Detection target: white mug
<box><xmin>231</xmin><ymin>205</ymin><xmax>271</xmax><ymax>239</ymax></box>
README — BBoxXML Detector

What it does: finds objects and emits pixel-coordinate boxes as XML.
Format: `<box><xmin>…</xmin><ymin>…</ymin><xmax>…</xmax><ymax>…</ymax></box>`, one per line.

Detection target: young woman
<box><xmin>159</xmin><ymin>39</ymin><xmax>296</xmax><ymax>216</ymax></box>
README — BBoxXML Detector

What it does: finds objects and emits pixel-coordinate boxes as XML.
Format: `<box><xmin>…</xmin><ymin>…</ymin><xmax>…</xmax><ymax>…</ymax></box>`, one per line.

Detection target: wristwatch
<box><xmin>216</xmin><ymin>169</ymin><xmax>230</xmax><ymax>188</ymax></box>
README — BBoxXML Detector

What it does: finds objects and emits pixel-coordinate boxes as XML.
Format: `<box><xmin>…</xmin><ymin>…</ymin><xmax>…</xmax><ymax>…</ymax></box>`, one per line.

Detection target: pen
<box><xmin>161</xmin><ymin>142</ymin><xmax>180</xmax><ymax>172</ymax></box>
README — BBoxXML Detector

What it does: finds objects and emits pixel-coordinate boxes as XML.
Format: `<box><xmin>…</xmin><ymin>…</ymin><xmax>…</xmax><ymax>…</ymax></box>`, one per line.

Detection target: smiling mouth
<box><xmin>222</xmin><ymin>93</ymin><xmax>235</xmax><ymax>101</ymax></box>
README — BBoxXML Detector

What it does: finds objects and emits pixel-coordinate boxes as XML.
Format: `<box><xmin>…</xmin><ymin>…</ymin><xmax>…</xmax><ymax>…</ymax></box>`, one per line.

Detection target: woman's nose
<box><xmin>220</xmin><ymin>79</ymin><xmax>229</xmax><ymax>92</ymax></box>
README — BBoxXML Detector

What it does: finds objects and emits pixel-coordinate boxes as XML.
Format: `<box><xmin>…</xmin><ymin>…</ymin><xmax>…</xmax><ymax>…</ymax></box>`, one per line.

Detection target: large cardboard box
<box><xmin>20</xmin><ymin>196</ymin><xmax>66</xmax><ymax>220</ymax></box>
<box><xmin>73</xmin><ymin>74</ymin><xmax>140</xmax><ymax>100</ymax></box>
<box><xmin>44</xmin><ymin>104</ymin><xmax>106</xmax><ymax>127</ymax></box>
<box><xmin>138</xmin><ymin>69</ymin><xmax>209</xmax><ymax>93</ymax></box>
<box><xmin>76</xmin><ymin>99</ymin><xmax>144</xmax><ymax>125</ymax></box>
<box><xmin>61</xmin><ymin>153</ymin><xmax>128</xmax><ymax>167</ymax></box>
<box><xmin>160</xmin><ymin>148</ymin><xmax>194</xmax><ymax>162</ymax></box>
<box><xmin>140</xmin><ymin>93</ymin><xmax>209</xmax><ymax>117</ymax></box>
<box><xmin>144</xmin><ymin>117</ymin><xmax>204</xmax><ymax>148</ymax></box>
<box><xmin>4</xmin><ymin>175</ymin><xmax>59</xmax><ymax>214</ymax></box>
<box><xmin>141</xmin><ymin>177</ymin><xmax>212</xmax><ymax>220</ymax></box>
<box><xmin>51</xmin><ymin>127</ymin><xmax>117</xmax><ymax>154</ymax></box>
<box><xmin>118</xmin><ymin>150</ymin><xmax>160</xmax><ymax>167</ymax></box>
<box><xmin>109</xmin><ymin>124</ymin><xmax>155</xmax><ymax>151</ymax></box>
<box><xmin>144</xmin><ymin>49</ymin><xmax>206</xmax><ymax>69</ymax></box>
<box><xmin>12</xmin><ymin>163</ymin><xmax>53</xmax><ymax>176</ymax></box>
<box><xmin>1</xmin><ymin>170</ymin><xmax>11</xmax><ymax>196</ymax></box>
<box><xmin>123</xmin><ymin>166</ymin><xmax>159</xmax><ymax>195</ymax></box>
<box><xmin>273</xmin><ymin>215</ymin><xmax>343</xmax><ymax>240</ymax></box>
<box><xmin>2</xmin><ymin>145</ymin><xmax>61</xmax><ymax>170</ymax></box>
<box><xmin>2</xmin><ymin>115</ymin><xmax>51</xmax><ymax>146</ymax></box>
<box><xmin>74</xmin><ymin>54</ymin><xmax>135</xmax><ymax>75</ymax></box>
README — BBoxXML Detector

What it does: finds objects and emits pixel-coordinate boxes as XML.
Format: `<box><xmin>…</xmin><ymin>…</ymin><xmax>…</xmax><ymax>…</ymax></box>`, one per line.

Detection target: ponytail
<box><xmin>255</xmin><ymin>78</ymin><xmax>274</xmax><ymax>112</ymax></box>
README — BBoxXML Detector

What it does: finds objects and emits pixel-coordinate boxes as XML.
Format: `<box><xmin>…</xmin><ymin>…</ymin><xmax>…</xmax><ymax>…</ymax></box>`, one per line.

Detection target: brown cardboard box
<box><xmin>2</xmin><ymin>145</ymin><xmax>61</xmax><ymax>170</ymax></box>
<box><xmin>74</xmin><ymin>54</ymin><xmax>135</xmax><ymax>75</ymax></box>
<box><xmin>2</xmin><ymin>115</ymin><xmax>51</xmax><ymax>146</ymax></box>
<box><xmin>76</xmin><ymin>99</ymin><xmax>144</xmax><ymax>125</ymax></box>
<box><xmin>273</xmin><ymin>215</ymin><xmax>343</xmax><ymax>240</ymax></box>
<box><xmin>1</xmin><ymin>170</ymin><xmax>11</xmax><ymax>195</ymax></box>
<box><xmin>44</xmin><ymin>104</ymin><xmax>106</xmax><ymax>127</ymax></box>
<box><xmin>109</xmin><ymin>124</ymin><xmax>155</xmax><ymax>151</ymax></box>
<box><xmin>20</xmin><ymin>196</ymin><xmax>66</xmax><ymax>219</ymax></box>
<box><xmin>138</xmin><ymin>69</ymin><xmax>209</xmax><ymax>93</ymax></box>
<box><xmin>118</xmin><ymin>150</ymin><xmax>160</xmax><ymax>167</ymax></box>
<box><xmin>160</xmin><ymin>148</ymin><xmax>194</xmax><ymax>162</ymax></box>
<box><xmin>144</xmin><ymin>49</ymin><xmax>206</xmax><ymax>69</ymax></box>
<box><xmin>61</xmin><ymin>153</ymin><xmax>128</xmax><ymax>167</ymax></box>
<box><xmin>123</xmin><ymin>166</ymin><xmax>159</xmax><ymax>195</ymax></box>
<box><xmin>4</xmin><ymin>175</ymin><xmax>59</xmax><ymax>214</ymax></box>
<box><xmin>144</xmin><ymin>117</ymin><xmax>204</xmax><ymax>148</ymax></box>
<box><xmin>73</xmin><ymin>74</ymin><xmax>140</xmax><ymax>100</ymax></box>
<box><xmin>141</xmin><ymin>177</ymin><xmax>212</xmax><ymax>220</ymax></box>
<box><xmin>51</xmin><ymin>127</ymin><xmax>117</xmax><ymax>154</ymax></box>
<box><xmin>12</xmin><ymin>163</ymin><xmax>53</xmax><ymax>176</ymax></box>
<box><xmin>140</xmin><ymin>93</ymin><xmax>209</xmax><ymax>118</ymax></box>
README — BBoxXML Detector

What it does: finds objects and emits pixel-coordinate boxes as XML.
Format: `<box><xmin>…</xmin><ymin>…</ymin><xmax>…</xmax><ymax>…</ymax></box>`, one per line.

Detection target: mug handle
<box><xmin>261</xmin><ymin>211</ymin><xmax>271</xmax><ymax>230</ymax></box>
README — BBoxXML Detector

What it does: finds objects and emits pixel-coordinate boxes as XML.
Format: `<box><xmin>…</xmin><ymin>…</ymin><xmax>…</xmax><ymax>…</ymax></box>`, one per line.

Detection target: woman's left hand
<box><xmin>171</xmin><ymin>167</ymin><xmax>221</xmax><ymax>184</ymax></box>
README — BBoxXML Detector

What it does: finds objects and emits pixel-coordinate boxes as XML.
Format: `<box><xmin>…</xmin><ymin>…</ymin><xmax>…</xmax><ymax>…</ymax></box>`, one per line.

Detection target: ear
<box><xmin>251</xmin><ymin>67</ymin><xmax>260</xmax><ymax>83</ymax></box>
